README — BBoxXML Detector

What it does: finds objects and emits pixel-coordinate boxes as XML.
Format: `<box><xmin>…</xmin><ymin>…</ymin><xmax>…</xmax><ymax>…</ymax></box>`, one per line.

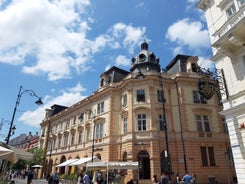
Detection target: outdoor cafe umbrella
<box><xmin>32</xmin><ymin>164</ymin><xmax>43</xmax><ymax>168</ymax></box>
<box><xmin>0</xmin><ymin>145</ymin><xmax>18</xmax><ymax>163</ymax></box>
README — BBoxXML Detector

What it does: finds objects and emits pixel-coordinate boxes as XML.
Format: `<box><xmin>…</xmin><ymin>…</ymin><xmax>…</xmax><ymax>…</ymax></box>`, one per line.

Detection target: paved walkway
<box><xmin>12</xmin><ymin>178</ymin><xmax>74</xmax><ymax>184</ymax></box>
<box><xmin>11</xmin><ymin>178</ymin><xmax>47</xmax><ymax>184</ymax></box>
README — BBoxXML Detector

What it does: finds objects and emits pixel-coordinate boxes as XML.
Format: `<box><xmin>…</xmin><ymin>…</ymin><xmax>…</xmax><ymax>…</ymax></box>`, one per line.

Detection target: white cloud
<box><xmin>166</xmin><ymin>18</ymin><xmax>210</xmax><ymax>55</ymax></box>
<box><xmin>18</xmin><ymin>82</ymin><xmax>87</xmax><ymax>127</ymax></box>
<box><xmin>111</xmin><ymin>23</ymin><xmax>146</xmax><ymax>54</ymax></box>
<box><xmin>198</xmin><ymin>57</ymin><xmax>216</xmax><ymax>71</ymax></box>
<box><xmin>187</xmin><ymin>0</ymin><xmax>199</xmax><ymax>3</ymax></box>
<box><xmin>115</xmin><ymin>55</ymin><xmax>131</xmax><ymax>67</ymax></box>
<box><xmin>0</xmin><ymin>0</ymin><xmax>146</xmax><ymax>81</ymax></box>
<box><xmin>0</xmin><ymin>0</ymin><xmax>92</xmax><ymax>81</ymax></box>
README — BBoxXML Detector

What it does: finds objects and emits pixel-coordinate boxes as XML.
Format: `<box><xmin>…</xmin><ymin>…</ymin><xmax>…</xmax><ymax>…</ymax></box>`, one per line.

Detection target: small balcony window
<box><xmin>137</xmin><ymin>89</ymin><xmax>145</xmax><ymax>102</ymax></box>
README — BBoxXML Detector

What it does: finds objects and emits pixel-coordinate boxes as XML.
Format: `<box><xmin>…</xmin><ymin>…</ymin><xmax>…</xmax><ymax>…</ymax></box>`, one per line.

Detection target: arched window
<box><xmin>137</xmin><ymin>150</ymin><xmax>150</xmax><ymax>179</ymax></box>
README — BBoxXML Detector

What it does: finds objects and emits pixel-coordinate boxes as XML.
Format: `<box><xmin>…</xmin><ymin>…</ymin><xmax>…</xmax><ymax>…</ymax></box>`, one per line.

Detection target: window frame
<box><xmin>136</xmin><ymin>89</ymin><xmax>146</xmax><ymax>102</ymax></box>
<box><xmin>196</xmin><ymin>115</ymin><xmax>211</xmax><ymax>132</ymax></box>
<box><xmin>137</xmin><ymin>113</ymin><xmax>147</xmax><ymax>131</ymax></box>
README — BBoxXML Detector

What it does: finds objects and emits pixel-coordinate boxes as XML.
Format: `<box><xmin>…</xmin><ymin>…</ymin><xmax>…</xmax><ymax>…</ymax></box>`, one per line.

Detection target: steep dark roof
<box><xmin>50</xmin><ymin>104</ymin><xmax>68</xmax><ymax>116</ymax></box>
<box><xmin>165</xmin><ymin>54</ymin><xmax>195</xmax><ymax>71</ymax></box>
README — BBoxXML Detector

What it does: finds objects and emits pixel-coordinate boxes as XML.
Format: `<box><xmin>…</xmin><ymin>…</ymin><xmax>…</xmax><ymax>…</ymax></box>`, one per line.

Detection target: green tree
<box><xmin>27</xmin><ymin>148</ymin><xmax>45</xmax><ymax>166</ymax></box>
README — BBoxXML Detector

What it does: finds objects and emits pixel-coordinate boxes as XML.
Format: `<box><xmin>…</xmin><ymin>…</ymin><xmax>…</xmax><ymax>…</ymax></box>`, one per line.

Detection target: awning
<box><xmin>87</xmin><ymin>161</ymin><xmax>139</xmax><ymax>184</ymax></box>
<box><xmin>8</xmin><ymin>145</ymin><xmax>33</xmax><ymax>161</ymax></box>
<box><xmin>86</xmin><ymin>161</ymin><xmax>139</xmax><ymax>170</ymax></box>
<box><xmin>68</xmin><ymin>156</ymin><xmax>101</xmax><ymax>166</ymax></box>
<box><xmin>0</xmin><ymin>142</ymin><xmax>33</xmax><ymax>161</ymax></box>
<box><xmin>56</xmin><ymin>159</ymin><xmax>79</xmax><ymax>167</ymax></box>
<box><xmin>0</xmin><ymin>145</ymin><xmax>18</xmax><ymax>163</ymax></box>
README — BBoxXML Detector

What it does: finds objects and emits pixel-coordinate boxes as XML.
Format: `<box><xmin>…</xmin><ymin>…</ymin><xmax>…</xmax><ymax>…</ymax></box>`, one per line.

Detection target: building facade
<box><xmin>197</xmin><ymin>0</ymin><xmax>245</xmax><ymax>183</ymax></box>
<box><xmin>39</xmin><ymin>42</ymin><xmax>235</xmax><ymax>183</ymax></box>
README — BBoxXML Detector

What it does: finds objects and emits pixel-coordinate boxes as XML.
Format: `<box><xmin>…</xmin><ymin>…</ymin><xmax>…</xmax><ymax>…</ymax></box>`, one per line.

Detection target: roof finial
<box><xmin>141</xmin><ymin>40</ymin><xmax>148</xmax><ymax>50</ymax></box>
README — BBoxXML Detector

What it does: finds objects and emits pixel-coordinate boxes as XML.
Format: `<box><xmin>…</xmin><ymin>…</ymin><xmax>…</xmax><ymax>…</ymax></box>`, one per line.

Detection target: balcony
<box><xmin>212</xmin><ymin>5</ymin><xmax>245</xmax><ymax>54</ymax></box>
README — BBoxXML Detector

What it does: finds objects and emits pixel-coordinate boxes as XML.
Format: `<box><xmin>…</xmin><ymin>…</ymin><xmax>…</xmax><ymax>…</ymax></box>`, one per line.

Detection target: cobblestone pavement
<box><xmin>11</xmin><ymin>178</ymin><xmax>47</xmax><ymax>184</ymax></box>
<box><xmin>12</xmin><ymin>178</ymin><xmax>74</xmax><ymax>184</ymax></box>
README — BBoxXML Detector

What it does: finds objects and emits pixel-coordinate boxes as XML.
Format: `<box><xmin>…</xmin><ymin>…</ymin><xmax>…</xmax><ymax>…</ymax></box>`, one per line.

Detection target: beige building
<box><xmin>39</xmin><ymin>42</ymin><xmax>235</xmax><ymax>183</ymax></box>
<box><xmin>197</xmin><ymin>0</ymin><xmax>245</xmax><ymax>183</ymax></box>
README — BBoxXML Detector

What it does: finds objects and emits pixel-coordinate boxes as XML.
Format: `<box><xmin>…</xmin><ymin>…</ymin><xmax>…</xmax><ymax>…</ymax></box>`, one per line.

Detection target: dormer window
<box><xmin>139</xmin><ymin>54</ymin><xmax>146</xmax><ymax>62</ymax></box>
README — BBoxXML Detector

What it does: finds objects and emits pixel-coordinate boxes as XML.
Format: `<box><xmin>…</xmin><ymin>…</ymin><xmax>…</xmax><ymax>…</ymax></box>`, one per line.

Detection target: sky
<box><xmin>0</xmin><ymin>0</ymin><xmax>214</xmax><ymax>142</ymax></box>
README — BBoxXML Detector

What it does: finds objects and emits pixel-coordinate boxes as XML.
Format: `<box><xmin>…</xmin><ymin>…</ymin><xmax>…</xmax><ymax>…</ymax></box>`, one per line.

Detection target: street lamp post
<box><xmin>80</xmin><ymin>110</ymin><xmax>96</xmax><ymax>162</ymax></box>
<box><xmin>91</xmin><ymin>121</ymin><xmax>95</xmax><ymax>162</ymax></box>
<box><xmin>5</xmin><ymin>85</ymin><xmax>43</xmax><ymax>144</ymax></box>
<box><xmin>48</xmin><ymin>136</ymin><xmax>53</xmax><ymax>174</ymax></box>
<box><xmin>159</xmin><ymin>72</ymin><xmax>171</xmax><ymax>181</ymax></box>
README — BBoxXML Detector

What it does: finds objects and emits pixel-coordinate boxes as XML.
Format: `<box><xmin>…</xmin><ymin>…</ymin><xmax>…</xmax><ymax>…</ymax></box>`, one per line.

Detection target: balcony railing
<box><xmin>213</xmin><ymin>6</ymin><xmax>245</xmax><ymax>44</ymax></box>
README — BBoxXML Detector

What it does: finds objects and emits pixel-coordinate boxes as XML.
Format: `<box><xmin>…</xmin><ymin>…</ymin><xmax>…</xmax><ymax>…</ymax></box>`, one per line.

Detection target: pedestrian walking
<box><xmin>83</xmin><ymin>171</ymin><xmax>90</xmax><ymax>184</ymax></box>
<box><xmin>160</xmin><ymin>170</ymin><xmax>169</xmax><ymax>184</ymax></box>
<box><xmin>182</xmin><ymin>171</ymin><xmax>192</xmax><ymax>184</ymax></box>
<box><xmin>27</xmin><ymin>170</ymin><xmax>33</xmax><ymax>184</ymax></box>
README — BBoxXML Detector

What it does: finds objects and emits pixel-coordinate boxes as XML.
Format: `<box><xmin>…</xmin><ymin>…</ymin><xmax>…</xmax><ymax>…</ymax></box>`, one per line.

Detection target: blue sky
<box><xmin>0</xmin><ymin>0</ymin><xmax>213</xmax><ymax>142</ymax></box>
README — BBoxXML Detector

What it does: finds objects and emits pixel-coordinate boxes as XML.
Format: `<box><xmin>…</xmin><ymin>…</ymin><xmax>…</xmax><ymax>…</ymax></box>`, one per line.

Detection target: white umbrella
<box><xmin>0</xmin><ymin>145</ymin><xmax>18</xmax><ymax>163</ymax></box>
<box><xmin>32</xmin><ymin>164</ymin><xmax>43</xmax><ymax>168</ymax></box>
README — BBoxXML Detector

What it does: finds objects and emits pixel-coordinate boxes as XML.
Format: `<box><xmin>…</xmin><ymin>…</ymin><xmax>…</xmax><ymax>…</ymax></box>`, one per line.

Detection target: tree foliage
<box><xmin>12</xmin><ymin>148</ymin><xmax>45</xmax><ymax>170</ymax></box>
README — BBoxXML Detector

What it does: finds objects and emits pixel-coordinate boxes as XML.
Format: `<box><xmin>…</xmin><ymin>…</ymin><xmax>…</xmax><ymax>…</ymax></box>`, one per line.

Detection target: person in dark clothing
<box><xmin>160</xmin><ymin>170</ymin><xmax>169</xmax><ymax>184</ymax></box>
<box><xmin>27</xmin><ymin>171</ymin><xmax>33</xmax><ymax>184</ymax></box>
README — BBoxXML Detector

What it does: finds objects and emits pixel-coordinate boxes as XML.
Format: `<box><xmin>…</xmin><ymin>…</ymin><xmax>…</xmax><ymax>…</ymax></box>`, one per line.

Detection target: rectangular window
<box><xmin>88</xmin><ymin>109</ymin><xmax>94</xmax><ymax>119</ymax></box>
<box><xmin>101</xmin><ymin>102</ymin><xmax>104</xmax><ymax>113</ymax></box>
<box><xmin>196</xmin><ymin>115</ymin><xmax>210</xmax><ymax>132</ymax></box>
<box><xmin>79</xmin><ymin>113</ymin><xmax>84</xmax><ymax>122</ymax></box>
<box><xmin>200</xmin><ymin>146</ymin><xmax>216</xmax><ymax>166</ymax></box>
<box><xmin>137</xmin><ymin>89</ymin><xmax>145</xmax><ymax>102</ymax></box>
<box><xmin>159</xmin><ymin>114</ymin><xmax>166</xmax><ymax>131</ymax></box>
<box><xmin>64</xmin><ymin>135</ymin><xmax>68</xmax><ymax>147</ymax></box>
<box><xmin>200</xmin><ymin>146</ymin><xmax>208</xmax><ymax>166</ymax></box>
<box><xmin>226</xmin><ymin>3</ymin><xmax>236</xmax><ymax>17</ymax></box>
<box><xmin>78</xmin><ymin>131</ymin><xmax>83</xmax><ymax>144</ymax></box>
<box><xmin>157</xmin><ymin>90</ymin><xmax>165</xmax><ymax>102</ymax></box>
<box><xmin>222</xmin><ymin>118</ymin><xmax>229</xmax><ymax>134</ymax></box>
<box><xmin>58</xmin><ymin>137</ymin><xmax>61</xmax><ymax>149</ymax></box>
<box><xmin>196</xmin><ymin>115</ymin><xmax>203</xmax><ymax>132</ymax></box>
<box><xmin>86</xmin><ymin>127</ymin><xmax>90</xmax><ymax>142</ymax></box>
<box><xmin>95</xmin><ymin>123</ymin><xmax>104</xmax><ymax>138</ymax></box>
<box><xmin>208</xmin><ymin>147</ymin><xmax>216</xmax><ymax>166</ymax></box>
<box><xmin>193</xmin><ymin>91</ymin><xmax>207</xmax><ymax>104</ymax></box>
<box><xmin>137</xmin><ymin>114</ymin><xmax>147</xmax><ymax>131</ymax></box>
<box><xmin>122</xmin><ymin>94</ymin><xmax>127</xmax><ymax>107</ymax></box>
<box><xmin>71</xmin><ymin>133</ymin><xmax>75</xmax><ymax>145</ymax></box>
<box><xmin>66</xmin><ymin>119</ymin><xmax>70</xmax><ymax>129</ymax></box>
<box><xmin>60</xmin><ymin>122</ymin><xmax>63</xmax><ymax>131</ymax></box>
<box><xmin>53</xmin><ymin>138</ymin><xmax>56</xmax><ymax>150</ymax></box>
<box><xmin>203</xmin><ymin>115</ymin><xmax>210</xmax><ymax>132</ymax></box>
<box><xmin>97</xmin><ymin>102</ymin><xmax>105</xmax><ymax>114</ymax></box>
<box><xmin>73</xmin><ymin>116</ymin><xmax>76</xmax><ymax>126</ymax></box>
<box><xmin>123</xmin><ymin>117</ymin><xmax>128</xmax><ymax>134</ymax></box>
<box><xmin>193</xmin><ymin>91</ymin><xmax>200</xmax><ymax>103</ymax></box>
<box><xmin>97</xmin><ymin>103</ymin><xmax>101</xmax><ymax>114</ymax></box>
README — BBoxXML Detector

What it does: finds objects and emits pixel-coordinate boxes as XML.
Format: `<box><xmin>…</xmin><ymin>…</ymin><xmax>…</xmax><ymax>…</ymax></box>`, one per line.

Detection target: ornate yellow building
<box><xmin>39</xmin><ymin>42</ymin><xmax>235</xmax><ymax>183</ymax></box>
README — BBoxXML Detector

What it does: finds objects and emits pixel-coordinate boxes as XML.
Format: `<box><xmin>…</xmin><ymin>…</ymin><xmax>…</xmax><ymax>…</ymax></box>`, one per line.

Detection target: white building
<box><xmin>197</xmin><ymin>0</ymin><xmax>245</xmax><ymax>183</ymax></box>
